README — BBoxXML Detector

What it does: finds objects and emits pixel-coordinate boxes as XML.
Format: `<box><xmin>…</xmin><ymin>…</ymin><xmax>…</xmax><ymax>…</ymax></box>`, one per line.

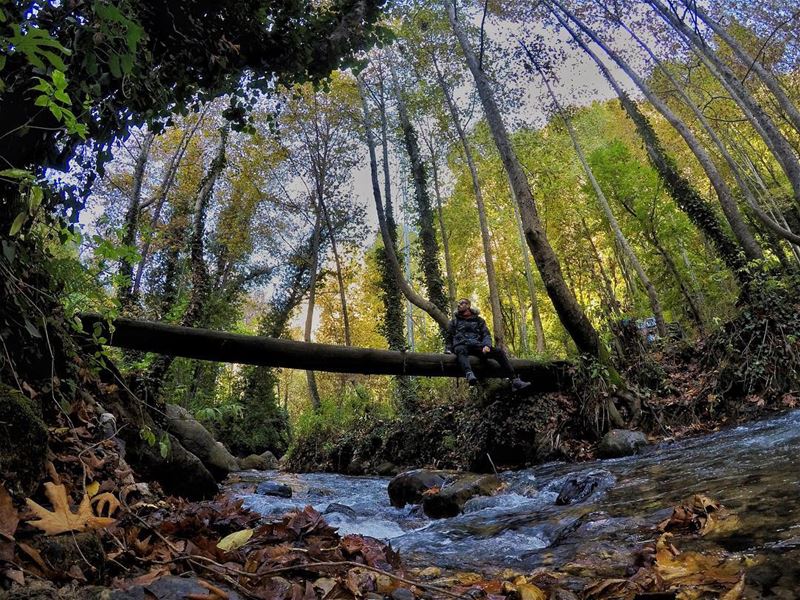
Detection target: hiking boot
<box><xmin>466</xmin><ymin>371</ymin><xmax>478</xmax><ymax>386</ymax></box>
<box><xmin>511</xmin><ymin>377</ymin><xmax>531</xmax><ymax>392</ymax></box>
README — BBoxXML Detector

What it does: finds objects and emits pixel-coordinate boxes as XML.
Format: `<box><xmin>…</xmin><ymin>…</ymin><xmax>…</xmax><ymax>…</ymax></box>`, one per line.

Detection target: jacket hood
<box><xmin>453</xmin><ymin>308</ymin><xmax>481</xmax><ymax>318</ymax></box>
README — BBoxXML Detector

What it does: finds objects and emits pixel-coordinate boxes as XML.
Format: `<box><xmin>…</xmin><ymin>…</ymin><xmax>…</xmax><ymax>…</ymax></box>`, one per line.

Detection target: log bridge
<box><xmin>79</xmin><ymin>314</ymin><xmax>572</xmax><ymax>392</ymax></box>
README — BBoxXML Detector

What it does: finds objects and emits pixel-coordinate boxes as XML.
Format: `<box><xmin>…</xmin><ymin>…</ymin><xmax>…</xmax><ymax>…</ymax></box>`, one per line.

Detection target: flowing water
<box><xmin>232</xmin><ymin>410</ymin><xmax>800</xmax><ymax>589</ymax></box>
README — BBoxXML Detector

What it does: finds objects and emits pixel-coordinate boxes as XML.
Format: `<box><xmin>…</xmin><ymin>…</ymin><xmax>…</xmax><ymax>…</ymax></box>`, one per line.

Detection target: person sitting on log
<box><xmin>445</xmin><ymin>298</ymin><xmax>531</xmax><ymax>391</ymax></box>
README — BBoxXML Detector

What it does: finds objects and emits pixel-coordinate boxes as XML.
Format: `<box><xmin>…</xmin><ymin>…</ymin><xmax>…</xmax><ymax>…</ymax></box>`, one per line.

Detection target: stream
<box><xmin>230</xmin><ymin>410</ymin><xmax>800</xmax><ymax>591</ymax></box>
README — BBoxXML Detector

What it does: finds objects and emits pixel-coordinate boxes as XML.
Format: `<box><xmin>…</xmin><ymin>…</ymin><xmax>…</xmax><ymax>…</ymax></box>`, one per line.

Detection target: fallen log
<box><xmin>79</xmin><ymin>314</ymin><xmax>572</xmax><ymax>391</ymax></box>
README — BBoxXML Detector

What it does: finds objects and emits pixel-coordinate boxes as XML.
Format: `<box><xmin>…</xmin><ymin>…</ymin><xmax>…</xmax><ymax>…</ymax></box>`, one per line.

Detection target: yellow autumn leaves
<box><xmin>25</xmin><ymin>482</ymin><xmax>120</xmax><ymax>536</ymax></box>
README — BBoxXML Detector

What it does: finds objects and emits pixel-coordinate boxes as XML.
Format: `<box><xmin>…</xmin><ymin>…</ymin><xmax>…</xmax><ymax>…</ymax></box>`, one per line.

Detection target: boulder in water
<box><xmin>165</xmin><ymin>404</ymin><xmax>239</xmax><ymax>480</ymax></box>
<box><xmin>555</xmin><ymin>470</ymin><xmax>614</xmax><ymax>505</ymax></box>
<box><xmin>376</xmin><ymin>461</ymin><xmax>399</xmax><ymax>476</ymax></box>
<box><xmin>259</xmin><ymin>450</ymin><xmax>279</xmax><ymax>469</ymax></box>
<box><xmin>256</xmin><ymin>481</ymin><xmax>293</xmax><ymax>498</ymax></box>
<box><xmin>387</xmin><ymin>469</ymin><xmax>449</xmax><ymax>508</ymax></box>
<box><xmin>598</xmin><ymin>429</ymin><xmax>648</xmax><ymax>458</ymax></box>
<box><xmin>422</xmin><ymin>473</ymin><xmax>501</xmax><ymax>519</ymax></box>
<box><xmin>239</xmin><ymin>454</ymin><xmax>271</xmax><ymax>470</ymax></box>
<box><xmin>324</xmin><ymin>502</ymin><xmax>357</xmax><ymax>518</ymax></box>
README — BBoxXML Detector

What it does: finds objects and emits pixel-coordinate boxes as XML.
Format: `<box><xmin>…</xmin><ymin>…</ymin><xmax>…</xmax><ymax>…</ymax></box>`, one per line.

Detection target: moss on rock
<box><xmin>0</xmin><ymin>382</ymin><xmax>48</xmax><ymax>497</ymax></box>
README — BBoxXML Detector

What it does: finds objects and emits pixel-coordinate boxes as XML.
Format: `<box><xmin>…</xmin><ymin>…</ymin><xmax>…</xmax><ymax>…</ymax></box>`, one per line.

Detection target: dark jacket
<box><xmin>445</xmin><ymin>309</ymin><xmax>492</xmax><ymax>352</ymax></box>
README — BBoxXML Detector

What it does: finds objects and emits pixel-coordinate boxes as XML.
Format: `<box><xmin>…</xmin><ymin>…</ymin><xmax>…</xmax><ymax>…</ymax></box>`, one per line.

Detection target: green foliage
<box><xmin>705</xmin><ymin>273</ymin><xmax>800</xmax><ymax>402</ymax></box>
<box><xmin>31</xmin><ymin>71</ymin><xmax>87</xmax><ymax>138</ymax></box>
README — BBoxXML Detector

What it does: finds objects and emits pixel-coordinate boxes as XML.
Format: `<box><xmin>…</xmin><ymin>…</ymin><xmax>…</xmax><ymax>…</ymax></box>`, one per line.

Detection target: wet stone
<box><xmin>555</xmin><ymin>471</ymin><xmax>614</xmax><ymax>506</ymax></box>
<box><xmin>387</xmin><ymin>469</ymin><xmax>449</xmax><ymax>508</ymax></box>
<box><xmin>597</xmin><ymin>429</ymin><xmax>647</xmax><ymax>458</ymax></box>
<box><xmin>391</xmin><ymin>588</ymin><xmax>415</xmax><ymax>600</ymax></box>
<box><xmin>256</xmin><ymin>481</ymin><xmax>293</xmax><ymax>498</ymax></box>
<box><xmin>324</xmin><ymin>502</ymin><xmax>357</xmax><ymax>518</ymax></box>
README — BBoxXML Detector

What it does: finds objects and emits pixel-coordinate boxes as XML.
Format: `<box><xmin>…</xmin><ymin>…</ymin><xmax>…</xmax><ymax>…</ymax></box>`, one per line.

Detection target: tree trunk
<box><xmin>432</xmin><ymin>52</ymin><xmax>505</xmax><ymax>347</ymax></box>
<box><xmin>646</xmin><ymin>0</ymin><xmax>800</xmax><ymax>210</ymax></box>
<box><xmin>390</xmin><ymin>63</ymin><xmax>450</xmax><ymax>320</ymax></box>
<box><xmin>358</xmin><ymin>77</ymin><xmax>449</xmax><ymax>330</ymax></box>
<box><xmin>304</xmin><ymin>202</ymin><xmax>323</xmax><ymax>410</ymax></box>
<box><xmin>550</xmin><ymin>5</ymin><xmax>750</xmax><ymax>282</ymax></box>
<box><xmin>549</xmin><ymin>0</ymin><xmax>763</xmax><ymax>262</ymax></box>
<box><xmin>580</xmin><ymin>216</ymin><xmax>622</xmax><ymax>320</ymax></box>
<box><xmin>133</xmin><ymin>110</ymin><xmax>207</xmax><ymax>298</ymax></box>
<box><xmin>118</xmin><ymin>131</ymin><xmax>155</xmax><ymax>311</ymax></box>
<box><xmin>448</xmin><ymin>1</ymin><xmax>601</xmax><ymax>358</ymax></box>
<box><xmin>534</xmin><ymin>64</ymin><xmax>667</xmax><ymax>337</ymax></box>
<box><xmin>81</xmin><ymin>314</ymin><xmax>570</xmax><ymax>386</ymax></box>
<box><xmin>651</xmin><ymin>233</ymin><xmax>704</xmax><ymax>329</ymax></box>
<box><xmin>318</xmin><ymin>196</ymin><xmax>351</xmax><ymax>346</ymax></box>
<box><xmin>143</xmin><ymin>128</ymin><xmax>228</xmax><ymax>400</ymax></box>
<box><xmin>428</xmin><ymin>144</ymin><xmax>457</xmax><ymax>307</ymax></box>
<box><xmin>511</xmin><ymin>188</ymin><xmax>546</xmax><ymax>353</ymax></box>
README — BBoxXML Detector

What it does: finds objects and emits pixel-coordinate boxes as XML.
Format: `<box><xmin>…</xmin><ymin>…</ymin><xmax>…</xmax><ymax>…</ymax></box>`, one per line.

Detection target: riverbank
<box><xmin>5</xmin><ymin>406</ymin><xmax>800</xmax><ymax>598</ymax></box>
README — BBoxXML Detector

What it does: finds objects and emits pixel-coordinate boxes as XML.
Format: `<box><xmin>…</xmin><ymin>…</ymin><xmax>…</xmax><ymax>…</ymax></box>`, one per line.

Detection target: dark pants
<box><xmin>454</xmin><ymin>344</ymin><xmax>516</xmax><ymax>378</ymax></box>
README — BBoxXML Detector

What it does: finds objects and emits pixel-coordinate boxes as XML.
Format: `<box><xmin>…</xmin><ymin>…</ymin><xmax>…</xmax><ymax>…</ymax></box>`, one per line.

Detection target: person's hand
<box><xmin>482</xmin><ymin>345</ymin><xmax>490</xmax><ymax>353</ymax></box>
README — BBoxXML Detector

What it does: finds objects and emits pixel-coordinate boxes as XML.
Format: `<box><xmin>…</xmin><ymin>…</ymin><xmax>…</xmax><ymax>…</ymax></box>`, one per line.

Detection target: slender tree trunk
<box><xmin>428</xmin><ymin>145</ymin><xmax>457</xmax><ymax>307</ymax></box>
<box><xmin>181</xmin><ymin>129</ymin><xmax>228</xmax><ymax>329</ymax></box>
<box><xmin>680</xmin><ymin>243</ymin><xmax>706</xmax><ymax>309</ymax></box>
<box><xmin>432</xmin><ymin>52</ymin><xmax>505</xmax><ymax>347</ymax></box>
<box><xmin>647</xmin><ymin>0</ymin><xmax>800</xmax><ymax>210</ymax></box>
<box><xmin>581</xmin><ymin>216</ymin><xmax>621</xmax><ymax>320</ymax></box>
<box><xmin>374</xmin><ymin>88</ymin><xmax>408</xmax><ymax>352</ymax></box>
<box><xmin>318</xmin><ymin>196</ymin><xmax>351</xmax><ymax>346</ymax></box>
<box><xmin>133</xmin><ymin>110</ymin><xmax>207</xmax><ymax>297</ymax></box>
<box><xmin>650</xmin><ymin>233</ymin><xmax>704</xmax><ymax>329</ymax></box>
<box><xmin>358</xmin><ymin>77</ymin><xmax>449</xmax><ymax>330</ymax></box>
<box><xmin>390</xmin><ymin>63</ymin><xmax>450</xmax><ymax>320</ymax></box>
<box><xmin>511</xmin><ymin>189</ymin><xmax>545</xmax><ymax>353</ymax></box>
<box><xmin>550</xmin><ymin>0</ymin><xmax>763</xmax><ymax>261</ymax></box>
<box><xmin>515</xmin><ymin>284</ymin><xmax>529</xmax><ymax>355</ymax></box>
<box><xmin>537</xmin><ymin>73</ymin><xmax>667</xmax><ymax>337</ymax></box>
<box><xmin>449</xmin><ymin>1</ymin><xmax>602</xmax><ymax>359</ymax></box>
<box><xmin>550</xmin><ymin>6</ymin><xmax>749</xmax><ymax>281</ymax></box>
<box><xmin>304</xmin><ymin>203</ymin><xmax>323</xmax><ymax>410</ymax></box>
<box><xmin>118</xmin><ymin>131</ymin><xmax>155</xmax><ymax>311</ymax></box>
<box><xmin>615</xmin><ymin>13</ymin><xmax>800</xmax><ymax>245</ymax></box>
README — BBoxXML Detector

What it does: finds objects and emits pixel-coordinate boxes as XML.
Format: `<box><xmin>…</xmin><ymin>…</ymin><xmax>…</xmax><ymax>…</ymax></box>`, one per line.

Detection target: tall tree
<box><xmin>599</xmin><ymin>4</ymin><xmax>800</xmax><ymax>246</ymax></box>
<box><xmin>547</xmin><ymin>0</ymin><xmax>763</xmax><ymax>262</ymax></box>
<box><xmin>357</xmin><ymin>76</ymin><xmax>449</xmax><ymax>330</ymax></box>
<box><xmin>645</xmin><ymin>0</ymin><xmax>800</xmax><ymax>210</ymax></box>
<box><xmin>390</xmin><ymin>61</ymin><xmax>451</xmax><ymax>322</ymax></box>
<box><xmin>118</xmin><ymin>131</ymin><xmax>155</xmax><ymax>311</ymax></box>
<box><xmin>448</xmin><ymin>1</ymin><xmax>602</xmax><ymax>359</ymax></box>
<box><xmin>431</xmin><ymin>51</ymin><xmax>507</xmax><ymax>347</ymax></box>
<box><xmin>547</xmin><ymin>5</ymin><xmax>750</xmax><ymax>282</ymax></box>
<box><xmin>527</xmin><ymin>51</ymin><xmax>668</xmax><ymax>337</ymax></box>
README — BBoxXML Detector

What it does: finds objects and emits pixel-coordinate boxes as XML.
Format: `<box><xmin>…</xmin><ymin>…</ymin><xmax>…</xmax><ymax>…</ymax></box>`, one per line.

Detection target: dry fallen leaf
<box><xmin>517</xmin><ymin>582</ymin><xmax>547</xmax><ymax>600</ymax></box>
<box><xmin>654</xmin><ymin>533</ymin><xmax>743</xmax><ymax>588</ymax></box>
<box><xmin>216</xmin><ymin>528</ymin><xmax>253</xmax><ymax>552</ymax></box>
<box><xmin>86</xmin><ymin>481</ymin><xmax>100</xmax><ymax>498</ymax></box>
<box><xmin>25</xmin><ymin>482</ymin><xmax>116</xmax><ymax>535</ymax></box>
<box><xmin>92</xmin><ymin>492</ymin><xmax>121</xmax><ymax>517</ymax></box>
<box><xmin>0</xmin><ymin>485</ymin><xmax>19</xmax><ymax>540</ymax></box>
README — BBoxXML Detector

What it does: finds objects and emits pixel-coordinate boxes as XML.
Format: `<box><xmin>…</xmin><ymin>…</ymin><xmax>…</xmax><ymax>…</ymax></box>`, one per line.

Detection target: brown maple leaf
<box><xmin>25</xmin><ymin>482</ymin><xmax>117</xmax><ymax>535</ymax></box>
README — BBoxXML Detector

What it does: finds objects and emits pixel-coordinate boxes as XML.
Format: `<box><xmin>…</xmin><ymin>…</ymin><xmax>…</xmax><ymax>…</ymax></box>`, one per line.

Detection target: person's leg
<box><xmin>485</xmin><ymin>347</ymin><xmax>516</xmax><ymax>377</ymax></box>
<box><xmin>454</xmin><ymin>345</ymin><xmax>476</xmax><ymax>383</ymax></box>
<box><xmin>486</xmin><ymin>347</ymin><xmax>531</xmax><ymax>390</ymax></box>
